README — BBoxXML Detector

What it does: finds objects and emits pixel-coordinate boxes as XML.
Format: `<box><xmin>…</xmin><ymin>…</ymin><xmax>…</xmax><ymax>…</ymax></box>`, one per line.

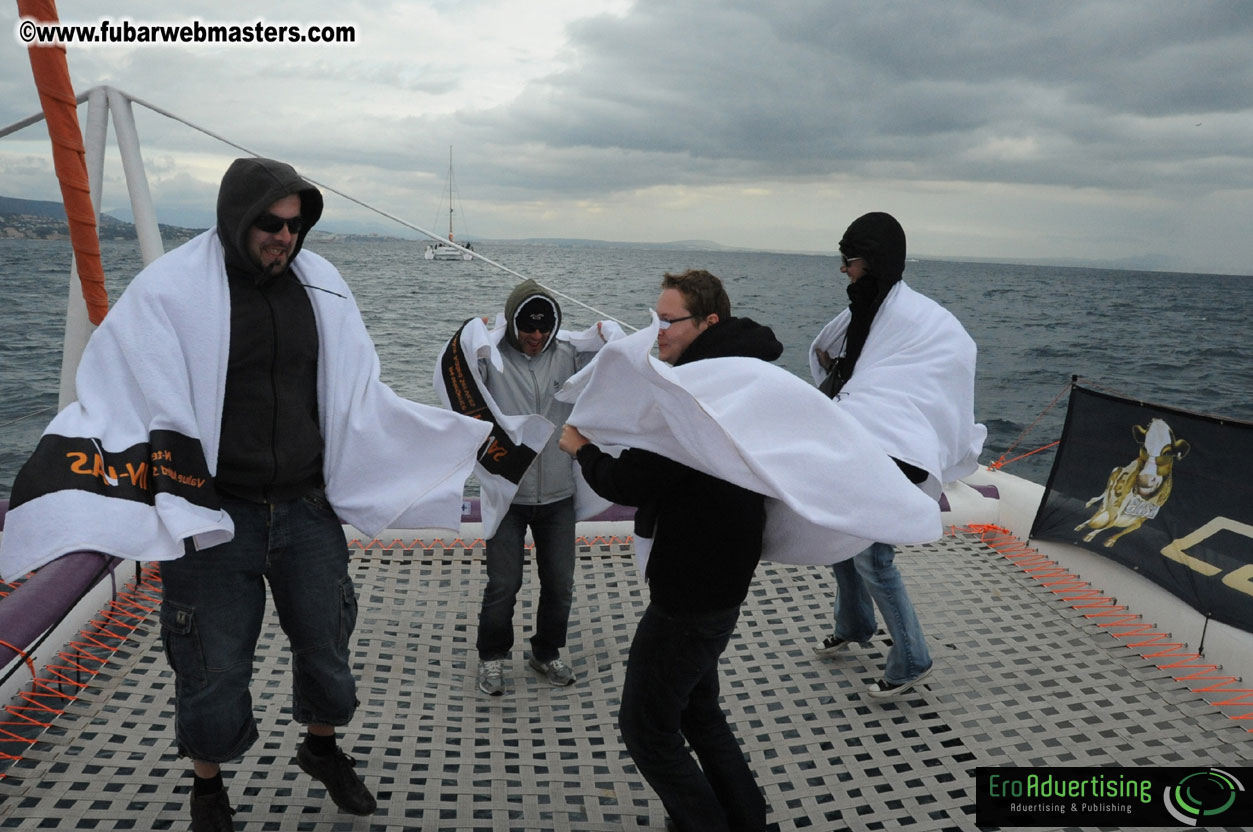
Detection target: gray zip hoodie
<box><xmin>481</xmin><ymin>280</ymin><xmax>594</xmax><ymax>505</ymax></box>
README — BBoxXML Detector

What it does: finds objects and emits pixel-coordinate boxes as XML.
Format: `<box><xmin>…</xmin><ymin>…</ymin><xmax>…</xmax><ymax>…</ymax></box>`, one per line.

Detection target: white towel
<box><xmin>810</xmin><ymin>281</ymin><xmax>986</xmax><ymax>497</ymax></box>
<box><xmin>1</xmin><ymin>230</ymin><xmax>491</xmax><ymax>580</ymax></box>
<box><xmin>557</xmin><ymin>316</ymin><xmax>942</xmax><ymax>566</ymax></box>
<box><xmin>433</xmin><ymin>316</ymin><xmax>624</xmax><ymax>537</ymax></box>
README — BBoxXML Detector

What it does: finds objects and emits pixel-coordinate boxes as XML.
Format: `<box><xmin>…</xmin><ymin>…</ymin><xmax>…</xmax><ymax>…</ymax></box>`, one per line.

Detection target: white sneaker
<box><xmin>478</xmin><ymin>659</ymin><xmax>505</xmax><ymax>696</ymax></box>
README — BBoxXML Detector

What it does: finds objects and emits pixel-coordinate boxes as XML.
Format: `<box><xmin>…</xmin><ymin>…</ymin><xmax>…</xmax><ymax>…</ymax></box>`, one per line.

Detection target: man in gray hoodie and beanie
<box><xmin>473</xmin><ymin>280</ymin><xmax>598</xmax><ymax>695</ymax></box>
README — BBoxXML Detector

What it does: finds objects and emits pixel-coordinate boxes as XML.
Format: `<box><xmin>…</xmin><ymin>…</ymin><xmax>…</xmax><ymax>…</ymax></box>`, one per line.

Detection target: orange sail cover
<box><xmin>19</xmin><ymin>0</ymin><xmax>108</xmax><ymax>324</ymax></box>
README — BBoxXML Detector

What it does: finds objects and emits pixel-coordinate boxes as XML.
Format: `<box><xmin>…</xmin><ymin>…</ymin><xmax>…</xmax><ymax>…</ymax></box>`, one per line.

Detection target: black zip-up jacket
<box><xmin>213</xmin><ymin>158</ymin><xmax>326</xmax><ymax>502</ymax></box>
<box><xmin>574</xmin><ymin>317</ymin><xmax>783</xmax><ymax>614</ymax></box>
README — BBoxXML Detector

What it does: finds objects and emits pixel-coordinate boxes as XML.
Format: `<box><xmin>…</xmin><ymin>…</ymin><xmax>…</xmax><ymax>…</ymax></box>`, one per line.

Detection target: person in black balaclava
<box><xmin>817</xmin><ymin>211</ymin><xmax>907</xmax><ymax>399</ymax></box>
<box><xmin>812</xmin><ymin>212</ymin><xmax>936</xmax><ymax>699</ymax></box>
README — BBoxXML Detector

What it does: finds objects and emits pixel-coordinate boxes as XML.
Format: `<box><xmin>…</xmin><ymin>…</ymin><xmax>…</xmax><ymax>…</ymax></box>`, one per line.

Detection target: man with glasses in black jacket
<box><xmin>559</xmin><ymin>269</ymin><xmax>779</xmax><ymax>832</ymax></box>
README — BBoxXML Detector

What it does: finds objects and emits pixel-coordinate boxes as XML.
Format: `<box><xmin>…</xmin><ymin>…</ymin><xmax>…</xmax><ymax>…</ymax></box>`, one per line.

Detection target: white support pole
<box><xmin>58</xmin><ymin>86</ymin><xmax>109</xmax><ymax>409</ymax></box>
<box><xmin>106</xmin><ymin>87</ymin><xmax>164</xmax><ymax>267</ymax></box>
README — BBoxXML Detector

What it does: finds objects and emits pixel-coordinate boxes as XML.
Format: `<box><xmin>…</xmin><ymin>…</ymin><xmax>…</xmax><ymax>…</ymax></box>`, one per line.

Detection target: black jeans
<box><xmin>619</xmin><ymin>603</ymin><xmax>767</xmax><ymax>832</ymax></box>
<box><xmin>477</xmin><ymin>498</ymin><xmax>576</xmax><ymax>662</ymax></box>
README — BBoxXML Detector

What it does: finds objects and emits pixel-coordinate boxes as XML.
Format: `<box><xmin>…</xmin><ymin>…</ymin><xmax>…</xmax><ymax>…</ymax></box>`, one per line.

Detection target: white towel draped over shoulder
<box><xmin>433</xmin><ymin>317</ymin><xmax>623</xmax><ymax>538</ymax></box>
<box><xmin>809</xmin><ymin>281</ymin><xmax>986</xmax><ymax>498</ymax></box>
<box><xmin>557</xmin><ymin>316</ymin><xmax>942</xmax><ymax>565</ymax></box>
<box><xmin>0</xmin><ymin>230</ymin><xmax>491</xmax><ymax>580</ymax></box>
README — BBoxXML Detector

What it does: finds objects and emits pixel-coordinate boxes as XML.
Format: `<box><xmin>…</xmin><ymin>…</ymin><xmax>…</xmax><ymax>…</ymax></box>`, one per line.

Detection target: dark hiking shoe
<box><xmin>296</xmin><ymin>740</ymin><xmax>378</xmax><ymax>815</ymax></box>
<box><xmin>529</xmin><ymin>655</ymin><xmax>575</xmax><ymax>686</ymax></box>
<box><xmin>189</xmin><ymin>788</ymin><xmax>236</xmax><ymax>832</ymax></box>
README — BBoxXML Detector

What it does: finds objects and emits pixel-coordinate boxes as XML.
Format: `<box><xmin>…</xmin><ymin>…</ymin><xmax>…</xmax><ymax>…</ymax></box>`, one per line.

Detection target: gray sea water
<box><xmin>2</xmin><ymin>238</ymin><xmax>1251</xmax><ymax>500</ymax></box>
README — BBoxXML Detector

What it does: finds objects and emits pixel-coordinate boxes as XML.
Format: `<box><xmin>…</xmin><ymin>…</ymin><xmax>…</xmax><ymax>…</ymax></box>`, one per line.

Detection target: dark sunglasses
<box><xmin>253</xmin><ymin>213</ymin><xmax>303</xmax><ymax>234</ymax></box>
<box><xmin>517</xmin><ymin>321</ymin><xmax>551</xmax><ymax>334</ymax></box>
<box><xmin>840</xmin><ymin>254</ymin><xmax>864</xmax><ymax>268</ymax></box>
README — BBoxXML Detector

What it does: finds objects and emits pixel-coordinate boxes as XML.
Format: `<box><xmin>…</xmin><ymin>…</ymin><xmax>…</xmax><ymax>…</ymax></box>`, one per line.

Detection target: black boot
<box><xmin>189</xmin><ymin>788</ymin><xmax>236</xmax><ymax>832</ymax></box>
<box><xmin>296</xmin><ymin>739</ymin><xmax>378</xmax><ymax>815</ymax></box>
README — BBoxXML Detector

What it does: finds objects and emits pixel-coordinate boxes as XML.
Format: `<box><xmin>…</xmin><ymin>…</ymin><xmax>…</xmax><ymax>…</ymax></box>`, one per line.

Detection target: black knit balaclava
<box><xmin>819</xmin><ymin>212</ymin><xmax>907</xmax><ymax>398</ymax></box>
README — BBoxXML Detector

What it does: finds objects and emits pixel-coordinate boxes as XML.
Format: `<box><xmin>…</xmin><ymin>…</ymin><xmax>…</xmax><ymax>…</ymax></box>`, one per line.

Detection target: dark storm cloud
<box><xmin>450</xmin><ymin>0</ymin><xmax>1253</xmax><ymax>198</ymax></box>
<box><xmin>4</xmin><ymin>0</ymin><xmax>1250</xmax><ymax>270</ymax></box>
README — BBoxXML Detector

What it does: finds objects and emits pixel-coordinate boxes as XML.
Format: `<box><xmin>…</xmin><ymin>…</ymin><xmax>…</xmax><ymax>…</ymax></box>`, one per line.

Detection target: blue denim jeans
<box><xmin>159</xmin><ymin>491</ymin><xmax>359</xmax><ymax>763</ymax></box>
<box><xmin>477</xmin><ymin>497</ymin><xmax>575</xmax><ymax>662</ymax></box>
<box><xmin>832</xmin><ymin>541</ymin><xmax>932</xmax><ymax>685</ymax></box>
<box><xmin>619</xmin><ymin>604</ymin><xmax>767</xmax><ymax>832</ymax></box>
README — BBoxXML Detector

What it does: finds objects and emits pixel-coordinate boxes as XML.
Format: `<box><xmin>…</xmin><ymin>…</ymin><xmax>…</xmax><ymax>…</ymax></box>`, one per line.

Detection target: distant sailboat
<box><xmin>424</xmin><ymin>146</ymin><xmax>474</xmax><ymax>261</ymax></box>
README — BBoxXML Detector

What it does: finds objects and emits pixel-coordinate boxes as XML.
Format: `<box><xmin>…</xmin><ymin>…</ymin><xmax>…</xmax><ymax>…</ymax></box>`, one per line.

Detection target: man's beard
<box><xmin>259</xmin><ymin>251</ymin><xmax>290</xmax><ymax>277</ymax></box>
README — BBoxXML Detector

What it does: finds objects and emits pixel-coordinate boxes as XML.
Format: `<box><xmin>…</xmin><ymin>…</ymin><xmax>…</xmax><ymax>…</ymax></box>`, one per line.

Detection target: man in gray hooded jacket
<box><xmin>474</xmin><ymin>280</ymin><xmax>595</xmax><ymax>695</ymax></box>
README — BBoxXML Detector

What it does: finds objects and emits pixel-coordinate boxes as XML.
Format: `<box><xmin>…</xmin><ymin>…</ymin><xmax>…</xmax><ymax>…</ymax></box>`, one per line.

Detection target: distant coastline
<box><xmin>0</xmin><ymin>196</ymin><xmax>742</xmax><ymax>250</ymax></box>
<box><xmin>0</xmin><ymin>194</ymin><xmax>1234</xmax><ymax>275</ymax></box>
<box><xmin>0</xmin><ymin>195</ymin><xmax>411</xmax><ymax>245</ymax></box>
<box><xmin>0</xmin><ymin>195</ymin><xmax>204</xmax><ymax>243</ymax></box>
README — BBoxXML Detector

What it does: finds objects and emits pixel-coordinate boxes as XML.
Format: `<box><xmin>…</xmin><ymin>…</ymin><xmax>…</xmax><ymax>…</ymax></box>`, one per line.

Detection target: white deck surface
<box><xmin>1</xmin><ymin>526</ymin><xmax>1250</xmax><ymax>831</ymax></box>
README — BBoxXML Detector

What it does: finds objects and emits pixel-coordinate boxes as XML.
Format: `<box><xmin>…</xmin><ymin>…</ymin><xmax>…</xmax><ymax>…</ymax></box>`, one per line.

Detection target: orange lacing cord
<box><xmin>0</xmin><ymin>576</ymin><xmax>29</xmax><ymax>601</ymax></box>
<box><xmin>576</xmin><ymin>535</ymin><xmax>634</xmax><ymax>547</ymax></box>
<box><xmin>348</xmin><ymin>535</ymin><xmax>635</xmax><ymax>552</ymax></box>
<box><xmin>0</xmin><ymin>564</ymin><xmax>162</xmax><ymax>775</ymax></box>
<box><xmin>985</xmin><ymin>441</ymin><xmax>1060</xmax><ymax>470</ymax></box>
<box><xmin>950</xmin><ymin>524</ymin><xmax>1253</xmax><ymax>732</ymax></box>
<box><xmin>985</xmin><ymin>379</ymin><xmax>1071</xmax><ymax>471</ymax></box>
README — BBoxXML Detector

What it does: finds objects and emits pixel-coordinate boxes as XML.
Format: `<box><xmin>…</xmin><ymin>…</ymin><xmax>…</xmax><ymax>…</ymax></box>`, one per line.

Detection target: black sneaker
<box><xmin>189</xmin><ymin>788</ymin><xmax>236</xmax><ymax>832</ymax></box>
<box><xmin>296</xmin><ymin>740</ymin><xmax>378</xmax><ymax>815</ymax></box>
<box><xmin>866</xmin><ymin>665</ymin><xmax>934</xmax><ymax>700</ymax></box>
<box><xmin>813</xmin><ymin>635</ymin><xmax>854</xmax><ymax>658</ymax></box>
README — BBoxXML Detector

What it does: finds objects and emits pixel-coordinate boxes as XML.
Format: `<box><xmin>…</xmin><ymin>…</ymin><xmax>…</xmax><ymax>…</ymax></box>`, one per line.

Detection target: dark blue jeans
<box><xmin>477</xmin><ymin>498</ymin><xmax>575</xmax><ymax>662</ymax></box>
<box><xmin>619</xmin><ymin>603</ymin><xmax>767</xmax><ymax>832</ymax></box>
<box><xmin>159</xmin><ymin>491</ymin><xmax>359</xmax><ymax>763</ymax></box>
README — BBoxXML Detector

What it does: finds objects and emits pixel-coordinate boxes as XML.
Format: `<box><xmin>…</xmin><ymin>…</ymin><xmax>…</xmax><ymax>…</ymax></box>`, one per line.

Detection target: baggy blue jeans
<box><xmin>158</xmin><ymin>491</ymin><xmax>359</xmax><ymax>763</ymax></box>
<box><xmin>832</xmin><ymin>541</ymin><xmax>932</xmax><ymax>685</ymax></box>
<box><xmin>477</xmin><ymin>497</ymin><xmax>575</xmax><ymax>663</ymax></box>
<box><xmin>619</xmin><ymin>603</ymin><xmax>767</xmax><ymax>832</ymax></box>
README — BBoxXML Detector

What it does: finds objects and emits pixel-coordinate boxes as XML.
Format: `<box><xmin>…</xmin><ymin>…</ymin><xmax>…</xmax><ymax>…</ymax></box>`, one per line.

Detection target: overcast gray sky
<box><xmin>4</xmin><ymin>1</ymin><xmax>1252</xmax><ymax>274</ymax></box>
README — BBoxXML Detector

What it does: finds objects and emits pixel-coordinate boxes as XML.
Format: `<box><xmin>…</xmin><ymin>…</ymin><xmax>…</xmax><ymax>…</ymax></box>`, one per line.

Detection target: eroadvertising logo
<box><xmin>975</xmin><ymin>766</ymin><xmax>1251</xmax><ymax>827</ymax></box>
<box><xmin>1163</xmin><ymin>769</ymin><xmax>1247</xmax><ymax>827</ymax></box>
